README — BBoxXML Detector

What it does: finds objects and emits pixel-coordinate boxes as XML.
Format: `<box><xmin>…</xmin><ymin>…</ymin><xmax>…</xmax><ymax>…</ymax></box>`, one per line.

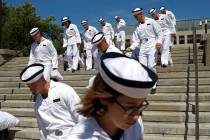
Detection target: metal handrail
<box><xmin>192</xmin><ymin>26</ymin><xmax>199</xmax><ymax>140</ymax></box>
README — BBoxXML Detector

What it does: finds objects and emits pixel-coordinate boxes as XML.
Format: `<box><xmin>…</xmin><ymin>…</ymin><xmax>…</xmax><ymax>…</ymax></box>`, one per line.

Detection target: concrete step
<box><xmin>147</xmin><ymin>93</ymin><xmax>210</xmax><ymax>102</ymax></box>
<box><xmin>144</xmin><ymin>122</ymin><xmax>210</xmax><ymax>136</ymax></box>
<box><xmin>1</xmin><ymin>108</ymin><xmax>35</xmax><ymax>117</ymax></box>
<box><xmin>0</xmin><ymin>94</ymin><xmax>34</xmax><ymax>100</ymax></box>
<box><xmin>156</xmin><ymin>85</ymin><xmax>210</xmax><ymax>93</ymax></box>
<box><xmin>9</xmin><ymin>127</ymin><xmax>39</xmax><ymax>140</ymax></box>
<box><xmin>17</xmin><ymin>117</ymin><xmax>37</xmax><ymax>128</ymax></box>
<box><xmin>143</xmin><ymin>111</ymin><xmax>210</xmax><ymax>123</ymax></box>
<box><xmin>144</xmin><ymin>134</ymin><xmax>210</xmax><ymax>140</ymax></box>
<box><xmin>1</xmin><ymin>100</ymin><xmax>34</xmax><ymax>108</ymax></box>
<box><xmin>146</xmin><ymin>102</ymin><xmax>210</xmax><ymax>112</ymax></box>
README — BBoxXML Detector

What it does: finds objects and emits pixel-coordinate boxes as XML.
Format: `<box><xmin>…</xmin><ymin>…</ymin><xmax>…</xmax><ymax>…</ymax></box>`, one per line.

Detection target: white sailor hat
<box><xmin>149</xmin><ymin>8</ymin><xmax>156</xmax><ymax>14</ymax></box>
<box><xmin>91</xmin><ymin>32</ymin><xmax>105</xmax><ymax>45</ymax></box>
<box><xmin>132</xmin><ymin>8</ymin><xmax>143</xmax><ymax>15</ymax></box>
<box><xmin>61</xmin><ymin>16</ymin><xmax>69</xmax><ymax>23</ymax></box>
<box><xmin>20</xmin><ymin>63</ymin><xmax>44</xmax><ymax>84</ymax></box>
<box><xmin>98</xmin><ymin>18</ymin><xmax>104</xmax><ymax>22</ymax></box>
<box><xmin>99</xmin><ymin>52</ymin><xmax>158</xmax><ymax>98</ymax></box>
<box><xmin>81</xmin><ymin>20</ymin><xmax>88</xmax><ymax>24</ymax></box>
<box><xmin>114</xmin><ymin>16</ymin><xmax>119</xmax><ymax>19</ymax></box>
<box><xmin>160</xmin><ymin>6</ymin><xmax>165</xmax><ymax>11</ymax></box>
<box><xmin>29</xmin><ymin>27</ymin><xmax>39</xmax><ymax>36</ymax></box>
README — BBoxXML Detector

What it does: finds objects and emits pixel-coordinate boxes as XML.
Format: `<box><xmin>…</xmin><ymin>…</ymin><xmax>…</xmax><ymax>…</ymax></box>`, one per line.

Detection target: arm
<box><xmin>28</xmin><ymin>45</ymin><xmax>36</xmax><ymax>66</ymax></box>
<box><xmin>48</xmin><ymin>41</ymin><xmax>58</xmax><ymax>69</ymax></box>
<box><xmin>152</xmin><ymin>20</ymin><xmax>163</xmax><ymax>48</ymax></box>
<box><xmin>73</xmin><ymin>24</ymin><xmax>82</xmax><ymax>44</ymax></box>
<box><xmin>128</xmin><ymin>28</ymin><xmax>140</xmax><ymax>51</ymax></box>
<box><xmin>109</xmin><ymin>23</ymin><xmax>115</xmax><ymax>40</ymax></box>
<box><xmin>63</xmin><ymin>33</ymin><xmax>68</xmax><ymax>48</ymax></box>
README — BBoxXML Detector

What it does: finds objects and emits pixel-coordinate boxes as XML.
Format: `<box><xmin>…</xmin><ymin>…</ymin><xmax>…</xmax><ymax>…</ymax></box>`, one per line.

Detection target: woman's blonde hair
<box><xmin>78</xmin><ymin>73</ymin><xmax>122</xmax><ymax>117</ymax></box>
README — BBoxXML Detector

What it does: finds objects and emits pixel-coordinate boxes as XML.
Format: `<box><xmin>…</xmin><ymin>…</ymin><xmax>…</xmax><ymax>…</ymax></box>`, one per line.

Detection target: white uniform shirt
<box><xmin>83</xmin><ymin>26</ymin><xmax>98</xmax><ymax>49</ymax></box>
<box><xmin>28</xmin><ymin>37</ymin><xmax>58</xmax><ymax>69</ymax></box>
<box><xmin>166</xmin><ymin>10</ymin><xmax>176</xmax><ymax>34</ymax></box>
<box><xmin>115</xmin><ymin>19</ymin><xmax>126</xmax><ymax>33</ymax></box>
<box><xmin>157</xmin><ymin>14</ymin><xmax>174</xmax><ymax>35</ymax></box>
<box><xmin>68</xmin><ymin>117</ymin><xmax>144</xmax><ymax>140</ymax></box>
<box><xmin>130</xmin><ymin>17</ymin><xmax>163</xmax><ymax>50</ymax></box>
<box><xmin>63</xmin><ymin>23</ymin><xmax>81</xmax><ymax>47</ymax></box>
<box><xmin>34</xmin><ymin>80</ymin><xmax>83</xmax><ymax>140</ymax></box>
<box><xmin>101</xmin><ymin>22</ymin><xmax>115</xmax><ymax>40</ymax></box>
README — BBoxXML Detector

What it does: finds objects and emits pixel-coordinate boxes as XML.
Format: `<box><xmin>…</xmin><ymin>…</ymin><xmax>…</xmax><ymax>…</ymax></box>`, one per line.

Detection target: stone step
<box><xmin>16</xmin><ymin>117</ymin><xmax>37</xmax><ymax>128</ymax></box>
<box><xmin>9</xmin><ymin>127</ymin><xmax>40</xmax><ymax>140</ymax></box>
<box><xmin>146</xmin><ymin>102</ymin><xmax>210</xmax><ymax>112</ymax></box>
<box><xmin>1</xmin><ymin>100</ymin><xmax>34</xmax><ymax>108</ymax></box>
<box><xmin>1</xmin><ymin>108</ymin><xmax>35</xmax><ymax>117</ymax></box>
<box><xmin>147</xmin><ymin>93</ymin><xmax>210</xmax><ymax>102</ymax></box>
<box><xmin>144</xmin><ymin>122</ymin><xmax>210</xmax><ymax>136</ymax></box>
<box><xmin>143</xmin><ymin>111</ymin><xmax>210</xmax><ymax>122</ymax></box>
<box><xmin>0</xmin><ymin>94</ymin><xmax>34</xmax><ymax>100</ymax></box>
<box><xmin>144</xmin><ymin>134</ymin><xmax>210</xmax><ymax>140</ymax></box>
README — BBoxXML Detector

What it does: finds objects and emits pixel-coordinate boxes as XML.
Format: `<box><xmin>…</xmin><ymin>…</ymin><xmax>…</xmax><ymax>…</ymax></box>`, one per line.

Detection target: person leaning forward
<box><xmin>68</xmin><ymin>52</ymin><xmax>158</xmax><ymax>140</ymax></box>
<box><xmin>19</xmin><ymin>63</ymin><xmax>84</xmax><ymax>140</ymax></box>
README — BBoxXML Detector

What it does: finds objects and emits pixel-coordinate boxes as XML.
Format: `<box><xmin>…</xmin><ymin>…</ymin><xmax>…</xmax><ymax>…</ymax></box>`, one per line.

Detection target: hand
<box><xmin>155</xmin><ymin>43</ymin><xmax>161</xmax><ymax>49</ymax></box>
<box><xmin>126</xmin><ymin>47</ymin><xmax>132</xmax><ymax>52</ymax></box>
<box><xmin>77</xmin><ymin>43</ymin><xmax>80</xmax><ymax>48</ymax></box>
<box><xmin>171</xmin><ymin>33</ymin><xmax>176</xmax><ymax>38</ymax></box>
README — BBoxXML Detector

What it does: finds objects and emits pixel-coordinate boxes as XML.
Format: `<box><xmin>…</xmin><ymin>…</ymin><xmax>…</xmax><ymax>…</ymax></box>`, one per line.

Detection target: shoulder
<box><xmin>69</xmin><ymin>118</ymin><xmax>100</xmax><ymax>139</ymax></box>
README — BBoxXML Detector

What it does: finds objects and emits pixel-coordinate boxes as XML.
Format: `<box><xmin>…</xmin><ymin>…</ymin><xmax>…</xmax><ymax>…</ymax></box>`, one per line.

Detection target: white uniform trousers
<box><xmin>139</xmin><ymin>46</ymin><xmax>157</xmax><ymax>72</ymax></box>
<box><xmin>85</xmin><ymin>47</ymin><xmax>93</xmax><ymax>70</ymax></box>
<box><xmin>116</xmin><ymin>31</ymin><xmax>126</xmax><ymax>51</ymax></box>
<box><xmin>160</xmin><ymin>34</ymin><xmax>171</xmax><ymax>66</ymax></box>
<box><xmin>168</xmin><ymin>35</ymin><xmax>174</xmax><ymax>66</ymax></box>
<box><xmin>43</xmin><ymin>64</ymin><xmax>52</xmax><ymax>81</ymax></box>
<box><xmin>66</xmin><ymin>44</ymin><xmax>79</xmax><ymax>70</ymax></box>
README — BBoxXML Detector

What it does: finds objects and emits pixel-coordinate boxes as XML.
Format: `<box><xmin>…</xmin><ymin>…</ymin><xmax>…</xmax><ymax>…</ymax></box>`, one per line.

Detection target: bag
<box><xmin>51</xmin><ymin>69</ymin><xmax>63</xmax><ymax>81</ymax></box>
<box><xmin>0</xmin><ymin>111</ymin><xmax>20</xmax><ymax>130</ymax></box>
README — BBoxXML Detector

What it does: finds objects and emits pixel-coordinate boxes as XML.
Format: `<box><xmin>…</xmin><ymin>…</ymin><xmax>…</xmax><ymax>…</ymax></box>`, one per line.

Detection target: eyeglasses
<box><xmin>114</xmin><ymin>98</ymin><xmax>149</xmax><ymax>115</ymax></box>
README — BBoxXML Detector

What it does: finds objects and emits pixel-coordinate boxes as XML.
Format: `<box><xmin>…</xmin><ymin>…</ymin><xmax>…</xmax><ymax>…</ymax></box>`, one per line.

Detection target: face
<box><xmin>82</xmin><ymin>22</ymin><xmax>89</xmax><ymax>30</ymax></box>
<box><xmin>63</xmin><ymin>21</ymin><xmax>70</xmax><ymax>28</ymax></box>
<box><xmin>160</xmin><ymin>9</ymin><xmax>166</xmax><ymax>14</ymax></box>
<box><xmin>105</xmin><ymin>95</ymin><xmax>148</xmax><ymax>129</ymax></box>
<box><xmin>27</xmin><ymin>78</ymin><xmax>44</xmax><ymax>95</ymax></box>
<box><xmin>32</xmin><ymin>32</ymin><xmax>42</xmax><ymax>43</ymax></box>
<box><xmin>100</xmin><ymin>21</ymin><xmax>106</xmax><ymax>26</ymax></box>
<box><xmin>115</xmin><ymin>17</ymin><xmax>120</xmax><ymax>23</ymax></box>
<box><xmin>133</xmin><ymin>13</ymin><xmax>144</xmax><ymax>23</ymax></box>
<box><xmin>151</xmin><ymin>11</ymin><xmax>159</xmax><ymax>20</ymax></box>
<box><xmin>97</xmin><ymin>39</ymin><xmax>108</xmax><ymax>52</ymax></box>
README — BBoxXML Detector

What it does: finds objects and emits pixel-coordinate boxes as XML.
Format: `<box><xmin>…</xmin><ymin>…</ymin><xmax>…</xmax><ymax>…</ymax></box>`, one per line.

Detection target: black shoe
<box><xmin>150</xmin><ymin>88</ymin><xmax>156</xmax><ymax>94</ymax></box>
<box><xmin>161</xmin><ymin>64</ymin><xmax>167</xmax><ymax>68</ymax></box>
<box><xmin>71</xmin><ymin>69</ymin><xmax>76</xmax><ymax>73</ymax></box>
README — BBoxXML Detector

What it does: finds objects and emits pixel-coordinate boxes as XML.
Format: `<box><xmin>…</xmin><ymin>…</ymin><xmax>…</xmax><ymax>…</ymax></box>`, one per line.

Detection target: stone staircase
<box><xmin>0</xmin><ymin>46</ymin><xmax>210</xmax><ymax>140</ymax></box>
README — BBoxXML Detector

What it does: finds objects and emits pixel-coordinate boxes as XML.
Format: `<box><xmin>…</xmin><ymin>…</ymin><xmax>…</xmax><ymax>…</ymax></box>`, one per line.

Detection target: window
<box><xmin>179</xmin><ymin>36</ymin><xmax>185</xmax><ymax>44</ymax></box>
<box><xmin>187</xmin><ymin>35</ymin><xmax>193</xmax><ymax>44</ymax></box>
<box><xmin>196</xmin><ymin>34</ymin><xmax>201</xmax><ymax>43</ymax></box>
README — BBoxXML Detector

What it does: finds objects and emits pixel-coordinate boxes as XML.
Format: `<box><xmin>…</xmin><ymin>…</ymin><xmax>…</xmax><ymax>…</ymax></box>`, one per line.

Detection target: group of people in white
<box><xmin>17</xmin><ymin>6</ymin><xmax>176</xmax><ymax>140</ymax></box>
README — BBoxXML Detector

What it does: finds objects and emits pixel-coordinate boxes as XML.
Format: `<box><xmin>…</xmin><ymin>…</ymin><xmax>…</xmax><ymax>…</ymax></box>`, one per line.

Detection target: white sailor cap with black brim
<box><xmin>20</xmin><ymin>63</ymin><xmax>44</xmax><ymax>84</ymax></box>
<box><xmin>149</xmin><ymin>8</ymin><xmax>156</xmax><ymax>14</ymax></box>
<box><xmin>114</xmin><ymin>16</ymin><xmax>119</xmax><ymax>19</ymax></box>
<box><xmin>61</xmin><ymin>16</ymin><xmax>69</xmax><ymax>23</ymax></box>
<box><xmin>132</xmin><ymin>8</ymin><xmax>143</xmax><ymax>15</ymax></box>
<box><xmin>29</xmin><ymin>27</ymin><xmax>39</xmax><ymax>36</ymax></box>
<box><xmin>98</xmin><ymin>18</ymin><xmax>104</xmax><ymax>22</ymax></box>
<box><xmin>91</xmin><ymin>32</ymin><xmax>105</xmax><ymax>46</ymax></box>
<box><xmin>81</xmin><ymin>20</ymin><xmax>88</xmax><ymax>25</ymax></box>
<box><xmin>160</xmin><ymin>6</ymin><xmax>165</xmax><ymax>11</ymax></box>
<box><xmin>99</xmin><ymin>52</ymin><xmax>158</xmax><ymax>98</ymax></box>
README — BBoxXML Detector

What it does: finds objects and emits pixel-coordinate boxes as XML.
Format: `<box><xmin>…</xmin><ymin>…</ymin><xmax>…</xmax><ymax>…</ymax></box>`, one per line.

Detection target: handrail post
<box><xmin>192</xmin><ymin>26</ymin><xmax>199</xmax><ymax>140</ymax></box>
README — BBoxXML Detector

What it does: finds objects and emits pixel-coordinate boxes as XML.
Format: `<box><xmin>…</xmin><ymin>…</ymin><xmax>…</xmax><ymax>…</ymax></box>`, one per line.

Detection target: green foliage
<box><xmin>2</xmin><ymin>1</ymin><xmax>64</xmax><ymax>55</ymax></box>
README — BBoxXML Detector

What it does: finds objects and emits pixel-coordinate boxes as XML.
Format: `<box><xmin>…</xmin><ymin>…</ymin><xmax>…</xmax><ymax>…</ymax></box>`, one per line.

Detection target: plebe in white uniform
<box><xmin>19</xmin><ymin>64</ymin><xmax>84</xmax><ymax>140</ymax></box>
<box><xmin>130</xmin><ymin>17</ymin><xmax>163</xmax><ymax>72</ymax></box>
<box><xmin>28</xmin><ymin>35</ymin><xmax>58</xmax><ymax>81</ymax></box>
<box><xmin>68</xmin><ymin>52</ymin><xmax>158</xmax><ymax>140</ymax></box>
<box><xmin>63</xmin><ymin>22</ymin><xmax>81</xmax><ymax>70</ymax></box>
<box><xmin>82</xmin><ymin>25</ymin><xmax>98</xmax><ymax>70</ymax></box>
<box><xmin>115</xmin><ymin>18</ymin><xmax>126</xmax><ymax>51</ymax></box>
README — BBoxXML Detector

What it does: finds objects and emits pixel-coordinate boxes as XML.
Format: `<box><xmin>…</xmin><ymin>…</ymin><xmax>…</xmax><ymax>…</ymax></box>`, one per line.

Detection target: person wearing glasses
<box><xmin>68</xmin><ymin>52</ymin><xmax>158</xmax><ymax>140</ymax></box>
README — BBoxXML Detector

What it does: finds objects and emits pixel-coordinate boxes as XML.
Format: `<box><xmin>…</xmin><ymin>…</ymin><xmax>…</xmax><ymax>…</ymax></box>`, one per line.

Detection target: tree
<box><xmin>2</xmin><ymin>1</ymin><xmax>63</xmax><ymax>55</ymax></box>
